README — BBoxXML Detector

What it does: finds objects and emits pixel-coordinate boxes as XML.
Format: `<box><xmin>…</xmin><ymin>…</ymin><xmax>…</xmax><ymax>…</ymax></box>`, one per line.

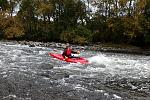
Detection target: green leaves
<box><xmin>0</xmin><ymin>0</ymin><xmax>150</xmax><ymax>46</ymax></box>
<box><xmin>60</xmin><ymin>26</ymin><xmax>91</xmax><ymax>44</ymax></box>
<box><xmin>36</xmin><ymin>0</ymin><xmax>54</xmax><ymax>15</ymax></box>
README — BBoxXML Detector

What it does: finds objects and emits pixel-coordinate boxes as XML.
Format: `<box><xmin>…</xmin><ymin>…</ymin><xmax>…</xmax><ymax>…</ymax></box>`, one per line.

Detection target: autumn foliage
<box><xmin>0</xmin><ymin>0</ymin><xmax>150</xmax><ymax>46</ymax></box>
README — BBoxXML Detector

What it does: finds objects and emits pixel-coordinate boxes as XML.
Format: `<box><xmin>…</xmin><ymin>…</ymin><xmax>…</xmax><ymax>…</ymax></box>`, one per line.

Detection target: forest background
<box><xmin>0</xmin><ymin>0</ymin><xmax>150</xmax><ymax>47</ymax></box>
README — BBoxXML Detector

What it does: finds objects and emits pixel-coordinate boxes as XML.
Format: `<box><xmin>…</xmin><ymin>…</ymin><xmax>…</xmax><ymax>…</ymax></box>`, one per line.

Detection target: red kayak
<box><xmin>48</xmin><ymin>53</ymin><xmax>90</xmax><ymax>64</ymax></box>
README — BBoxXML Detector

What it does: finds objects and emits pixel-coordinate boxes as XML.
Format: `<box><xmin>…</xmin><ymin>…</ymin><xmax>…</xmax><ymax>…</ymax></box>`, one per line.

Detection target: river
<box><xmin>0</xmin><ymin>41</ymin><xmax>150</xmax><ymax>100</ymax></box>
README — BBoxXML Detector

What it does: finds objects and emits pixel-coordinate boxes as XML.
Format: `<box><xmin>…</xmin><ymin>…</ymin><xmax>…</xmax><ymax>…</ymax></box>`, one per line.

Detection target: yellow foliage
<box><xmin>60</xmin><ymin>31</ymin><xmax>74</xmax><ymax>42</ymax></box>
<box><xmin>37</xmin><ymin>2</ymin><xmax>54</xmax><ymax>15</ymax></box>
<box><xmin>119</xmin><ymin>0</ymin><xmax>128</xmax><ymax>7</ymax></box>
<box><xmin>4</xmin><ymin>26</ymin><xmax>24</xmax><ymax>39</ymax></box>
<box><xmin>60</xmin><ymin>31</ymin><xmax>88</xmax><ymax>44</ymax></box>
<box><xmin>0</xmin><ymin>16</ymin><xmax>25</xmax><ymax>39</ymax></box>
<box><xmin>74</xmin><ymin>35</ymin><xmax>87</xmax><ymax>45</ymax></box>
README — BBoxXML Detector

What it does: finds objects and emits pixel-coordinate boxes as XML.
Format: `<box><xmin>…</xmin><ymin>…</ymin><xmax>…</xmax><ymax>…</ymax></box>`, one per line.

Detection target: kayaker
<box><xmin>62</xmin><ymin>43</ymin><xmax>80</xmax><ymax>59</ymax></box>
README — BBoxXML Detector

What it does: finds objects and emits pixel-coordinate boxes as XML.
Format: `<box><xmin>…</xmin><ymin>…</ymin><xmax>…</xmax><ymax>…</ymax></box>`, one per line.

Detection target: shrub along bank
<box><xmin>0</xmin><ymin>0</ymin><xmax>150</xmax><ymax>47</ymax></box>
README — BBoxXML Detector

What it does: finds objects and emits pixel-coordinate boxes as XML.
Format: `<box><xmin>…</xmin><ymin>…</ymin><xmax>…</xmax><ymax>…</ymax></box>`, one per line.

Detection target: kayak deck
<box><xmin>48</xmin><ymin>53</ymin><xmax>90</xmax><ymax>64</ymax></box>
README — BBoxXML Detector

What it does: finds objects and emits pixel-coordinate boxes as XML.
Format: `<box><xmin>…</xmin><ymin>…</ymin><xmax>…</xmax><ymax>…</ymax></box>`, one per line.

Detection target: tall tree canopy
<box><xmin>0</xmin><ymin>0</ymin><xmax>150</xmax><ymax>46</ymax></box>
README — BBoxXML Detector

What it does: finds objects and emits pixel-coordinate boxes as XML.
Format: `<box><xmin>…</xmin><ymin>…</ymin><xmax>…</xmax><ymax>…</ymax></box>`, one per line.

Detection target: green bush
<box><xmin>60</xmin><ymin>26</ymin><xmax>92</xmax><ymax>44</ymax></box>
<box><xmin>145</xmin><ymin>34</ymin><xmax>150</xmax><ymax>44</ymax></box>
<box><xmin>74</xmin><ymin>26</ymin><xmax>91</xmax><ymax>38</ymax></box>
<box><xmin>60</xmin><ymin>31</ymin><xmax>75</xmax><ymax>43</ymax></box>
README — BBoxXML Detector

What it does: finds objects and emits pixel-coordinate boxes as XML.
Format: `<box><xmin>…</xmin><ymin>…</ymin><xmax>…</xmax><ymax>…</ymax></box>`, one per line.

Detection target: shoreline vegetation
<box><xmin>1</xmin><ymin>40</ymin><xmax>150</xmax><ymax>56</ymax></box>
<box><xmin>0</xmin><ymin>0</ymin><xmax>150</xmax><ymax>49</ymax></box>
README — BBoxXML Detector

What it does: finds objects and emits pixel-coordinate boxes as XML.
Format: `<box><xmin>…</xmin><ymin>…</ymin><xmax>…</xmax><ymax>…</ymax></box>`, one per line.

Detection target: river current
<box><xmin>0</xmin><ymin>41</ymin><xmax>150</xmax><ymax>100</ymax></box>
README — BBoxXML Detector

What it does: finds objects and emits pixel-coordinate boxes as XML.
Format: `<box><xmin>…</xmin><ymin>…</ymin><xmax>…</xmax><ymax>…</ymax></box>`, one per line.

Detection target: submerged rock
<box><xmin>38</xmin><ymin>63</ymin><xmax>53</xmax><ymax>70</ymax></box>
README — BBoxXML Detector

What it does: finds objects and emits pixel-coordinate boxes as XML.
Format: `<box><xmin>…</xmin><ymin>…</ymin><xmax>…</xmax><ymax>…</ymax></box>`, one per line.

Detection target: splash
<box><xmin>88</xmin><ymin>54</ymin><xmax>110</xmax><ymax>65</ymax></box>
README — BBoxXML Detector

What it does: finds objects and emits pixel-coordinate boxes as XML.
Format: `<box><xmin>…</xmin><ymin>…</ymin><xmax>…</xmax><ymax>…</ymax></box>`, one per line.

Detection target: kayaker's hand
<box><xmin>64</xmin><ymin>56</ymin><xmax>68</xmax><ymax>60</ymax></box>
<box><xmin>77</xmin><ymin>51</ymin><xmax>80</xmax><ymax>54</ymax></box>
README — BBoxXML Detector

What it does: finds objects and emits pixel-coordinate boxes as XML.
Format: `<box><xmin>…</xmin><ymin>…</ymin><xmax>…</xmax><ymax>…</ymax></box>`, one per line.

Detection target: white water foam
<box><xmin>85</xmin><ymin>54</ymin><xmax>150</xmax><ymax>79</ymax></box>
<box><xmin>88</xmin><ymin>54</ymin><xmax>110</xmax><ymax>65</ymax></box>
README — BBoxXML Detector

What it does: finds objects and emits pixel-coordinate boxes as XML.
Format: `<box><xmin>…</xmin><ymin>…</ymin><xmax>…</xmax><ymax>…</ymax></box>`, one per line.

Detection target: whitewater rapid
<box><xmin>54</xmin><ymin>50</ymin><xmax>150</xmax><ymax>79</ymax></box>
<box><xmin>0</xmin><ymin>41</ymin><xmax>150</xmax><ymax>100</ymax></box>
<box><xmin>88</xmin><ymin>54</ymin><xmax>150</xmax><ymax>79</ymax></box>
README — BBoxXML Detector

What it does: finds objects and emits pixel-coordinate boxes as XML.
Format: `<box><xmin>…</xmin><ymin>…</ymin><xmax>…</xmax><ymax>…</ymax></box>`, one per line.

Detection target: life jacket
<box><xmin>66</xmin><ymin>48</ymin><xmax>72</xmax><ymax>56</ymax></box>
<box><xmin>63</xmin><ymin>47</ymin><xmax>72</xmax><ymax>57</ymax></box>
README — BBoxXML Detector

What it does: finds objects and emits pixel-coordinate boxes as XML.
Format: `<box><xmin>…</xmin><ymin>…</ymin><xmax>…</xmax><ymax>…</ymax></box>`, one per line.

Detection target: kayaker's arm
<box><xmin>71</xmin><ymin>50</ymin><xmax>80</xmax><ymax>54</ymax></box>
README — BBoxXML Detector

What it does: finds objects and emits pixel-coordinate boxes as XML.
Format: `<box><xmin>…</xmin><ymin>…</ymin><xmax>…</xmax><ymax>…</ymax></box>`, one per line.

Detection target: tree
<box><xmin>0</xmin><ymin>0</ymin><xmax>9</xmax><ymax>11</ymax></box>
<box><xmin>3</xmin><ymin>16</ymin><xmax>25</xmax><ymax>39</ymax></box>
<box><xmin>18</xmin><ymin>0</ymin><xmax>36</xmax><ymax>33</ymax></box>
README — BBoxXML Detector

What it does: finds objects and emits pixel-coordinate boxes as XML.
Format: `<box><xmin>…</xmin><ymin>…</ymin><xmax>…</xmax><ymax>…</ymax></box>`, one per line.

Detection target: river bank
<box><xmin>1</xmin><ymin>40</ymin><xmax>150</xmax><ymax>55</ymax></box>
